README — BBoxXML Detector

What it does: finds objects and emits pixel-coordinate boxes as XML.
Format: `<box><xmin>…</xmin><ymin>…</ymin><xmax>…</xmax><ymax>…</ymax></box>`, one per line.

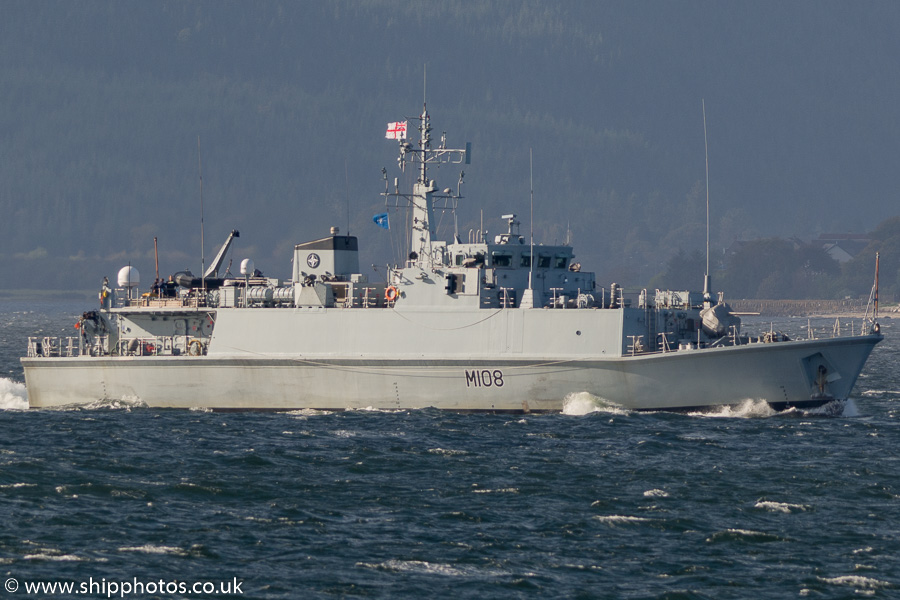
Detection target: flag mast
<box><xmin>381</xmin><ymin>104</ymin><xmax>470</xmax><ymax>272</ymax></box>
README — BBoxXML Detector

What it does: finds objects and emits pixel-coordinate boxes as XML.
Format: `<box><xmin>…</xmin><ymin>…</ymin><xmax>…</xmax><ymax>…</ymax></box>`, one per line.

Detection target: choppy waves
<box><xmin>1</xmin><ymin>396</ymin><xmax>899</xmax><ymax>598</ymax></box>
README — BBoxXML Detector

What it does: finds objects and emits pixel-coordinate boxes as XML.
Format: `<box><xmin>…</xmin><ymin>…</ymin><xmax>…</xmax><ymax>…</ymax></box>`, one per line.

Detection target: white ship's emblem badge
<box><xmin>307</xmin><ymin>253</ymin><xmax>320</xmax><ymax>268</ymax></box>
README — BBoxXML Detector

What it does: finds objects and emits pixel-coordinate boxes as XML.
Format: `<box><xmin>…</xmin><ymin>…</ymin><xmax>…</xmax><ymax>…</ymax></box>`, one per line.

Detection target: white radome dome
<box><xmin>117</xmin><ymin>266</ymin><xmax>140</xmax><ymax>288</ymax></box>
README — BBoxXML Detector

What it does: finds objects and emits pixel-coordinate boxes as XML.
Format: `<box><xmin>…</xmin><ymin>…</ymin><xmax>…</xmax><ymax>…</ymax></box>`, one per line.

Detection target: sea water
<box><xmin>0</xmin><ymin>300</ymin><xmax>898</xmax><ymax>599</ymax></box>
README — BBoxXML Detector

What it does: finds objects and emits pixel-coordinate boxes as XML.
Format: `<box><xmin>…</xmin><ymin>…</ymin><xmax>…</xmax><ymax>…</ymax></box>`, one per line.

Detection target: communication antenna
<box><xmin>345</xmin><ymin>159</ymin><xmax>351</xmax><ymax>236</ymax></box>
<box><xmin>198</xmin><ymin>135</ymin><xmax>206</xmax><ymax>293</ymax></box>
<box><xmin>519</xmin><ymin>148</ymin><xmax>541</xmax><ymax>309</ymax></box>
<box><xmin>702</xmin><ymin>99</ymin><xmax>711</xmax><ymax>305</ymax></box>
<box><xmin>529</xmin><ymin>148</ymin><xmax>535</xmax><ymax>292</ymax></box>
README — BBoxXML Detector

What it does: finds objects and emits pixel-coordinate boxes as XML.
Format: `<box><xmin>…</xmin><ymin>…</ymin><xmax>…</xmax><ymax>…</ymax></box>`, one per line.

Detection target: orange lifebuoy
<box><xmin>385</xmin><ymin>286</ymin><xmax>399</xmax><ymax>302</ymax></box>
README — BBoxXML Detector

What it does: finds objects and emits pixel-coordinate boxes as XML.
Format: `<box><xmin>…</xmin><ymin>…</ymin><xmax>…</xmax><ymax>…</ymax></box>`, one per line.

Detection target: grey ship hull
<box><xmin>23</xmin><ymin>334</ymin><xmax>880</xmax><ymax>412</ymax></box>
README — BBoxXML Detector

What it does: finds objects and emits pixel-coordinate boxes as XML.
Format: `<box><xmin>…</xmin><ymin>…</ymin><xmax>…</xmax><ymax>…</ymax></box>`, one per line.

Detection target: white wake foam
<box><xmin>77</xmin><ymin>397</ymin><xmax>148</xmax><ymax>411</ymax></box>
<box><xmin>0</xmin><ymin>378</ymin><xmax>28</xmax><ymax>410</ymax></box>
<box><xmin>562</xmin><ymin>391</ymin><xmax>630</xmax><ymax>416</ymax></box>
<box><xmin>689</xmin><ymin>399</ymin><xmax>854</xmax><ymax>419</ymax></box>
<box><xmin>593</xmin><ymin>515</ymin><xmax>653</xmax><ymax>525</ymax></box>
<box><xmin>687</xmin><ymin>399</ymin><xmax>777</xmax><ymax>418</ymax></box>
<box><xmin>357</xmin><ymin>559</ymin><xmax>497</xmax><ymax>577</ymax></box>
<box><xmin>819</xmin><ymin>575</ymin><xmax>891</xmax><ymax>590</ymax></box>
<box><xmin>754</xmin><ymin>500</ymin><xmax>810</xmax><ymax>513</ymax></box>
<box><xmin>861</xmin><ymin>389</ymin><xmax>900</xmax><ymax>397</ymax></box>
<box><xmin>804</xmin><ymin>399</ymin><xmax>851</xmax><ymax>417</ymax></box>
<box><xmin>118</xmin><ymin>545</ymin><xmax>188</xmax><ymax>556</ymax></box>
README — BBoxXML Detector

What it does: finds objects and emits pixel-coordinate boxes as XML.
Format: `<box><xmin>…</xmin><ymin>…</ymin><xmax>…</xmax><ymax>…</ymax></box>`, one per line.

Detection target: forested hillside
<box><xmin>2</xmin><ymin>1</ymin><xmax>899</xmax><ymax>297</ymax></box>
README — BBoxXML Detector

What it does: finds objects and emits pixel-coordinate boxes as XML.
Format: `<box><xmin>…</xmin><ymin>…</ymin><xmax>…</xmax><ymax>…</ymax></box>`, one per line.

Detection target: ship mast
<box><xmin>410</xmin><ymin>105</ymin><xmax>437</xmax><ymax>269</ymax></box>
<box><xmin>383</xmin><ymin>105</ymin><xmax>470</xmax><ymax>271</ymax></box>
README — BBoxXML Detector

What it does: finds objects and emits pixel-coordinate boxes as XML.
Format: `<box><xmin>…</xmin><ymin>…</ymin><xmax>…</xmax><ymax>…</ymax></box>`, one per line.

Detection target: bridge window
<box><xmin>554</xmin><ymin>257</ymin><xmax>569</xmax><ymax>269</ymax></box>
<box><xmin>492</xmin><ymin>253</ymin><xmax>512</xmax><ymax>267</ymax></box>
<box><xmin>520</xmin><ymin>254</ymin><xmax>531</xmax><ymax>268</ymax></box>
<box><xmin>538</xmin><ymin>255</ymin><xmax>551</xmax><ymax>269</ymax></box>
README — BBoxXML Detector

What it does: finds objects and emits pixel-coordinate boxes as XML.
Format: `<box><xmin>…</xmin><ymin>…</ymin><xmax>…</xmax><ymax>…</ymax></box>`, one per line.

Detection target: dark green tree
<box><xmin>650</xmin><ymin>249</ymin><xmax>705</xmax><ymax>291</ymax></box>
<box><xmin>719</xmin><ymin>239</ymin><xmax>840</xmax><ymax>299</ymax></box>
<box><xmin>840</xmin><ymin>216</ymin><xmax>900</xmax><ymax>299</ymax></box>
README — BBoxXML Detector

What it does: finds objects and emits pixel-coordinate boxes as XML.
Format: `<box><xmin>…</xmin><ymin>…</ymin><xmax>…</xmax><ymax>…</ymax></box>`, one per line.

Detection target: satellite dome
<box><xmin>117</xmin><ymin>266</ymin><xmax>140</xmax><ymax>288</ymax></box>
<box><xmin>240</xmin><ymin>258</ymin><xmax>255</xmax><ymax>276</ymax></box>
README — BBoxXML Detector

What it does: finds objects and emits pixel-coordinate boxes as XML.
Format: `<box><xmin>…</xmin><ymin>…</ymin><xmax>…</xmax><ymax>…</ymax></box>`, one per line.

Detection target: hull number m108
<box><xmin>465</xmin><ymin>370</ymin><xmax>504</xmax><ymax>388</ymax></box>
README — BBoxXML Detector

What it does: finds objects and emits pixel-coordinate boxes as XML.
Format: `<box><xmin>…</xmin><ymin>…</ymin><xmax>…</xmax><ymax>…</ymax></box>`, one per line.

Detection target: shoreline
<box><xmin>729</xmin><ymin>299</ymin><xmax>891</xmax><ymax>319</ymax></box>
<box><xmin>0</xmin><ymin>290</ymin><xmax>95</xmax><ymax>302</ymax></box>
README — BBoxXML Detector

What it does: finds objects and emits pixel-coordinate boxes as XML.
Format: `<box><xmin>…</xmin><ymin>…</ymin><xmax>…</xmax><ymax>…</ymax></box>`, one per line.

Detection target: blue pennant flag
<box><xmin>372</xmin><ymin>212</ymin><xmax>390</xmax><ymax>230</ymax></box>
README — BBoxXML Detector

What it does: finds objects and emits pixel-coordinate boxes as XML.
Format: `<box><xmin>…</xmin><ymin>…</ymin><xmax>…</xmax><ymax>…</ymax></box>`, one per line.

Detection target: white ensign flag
<box><xmin>385</xmin><ymin>121</ymin><xmax>407</xmax><ymax>140</ymax></box>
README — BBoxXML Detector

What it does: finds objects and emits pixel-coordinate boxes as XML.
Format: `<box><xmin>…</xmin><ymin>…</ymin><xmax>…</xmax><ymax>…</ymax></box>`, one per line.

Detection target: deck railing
<box><xmin>27</xmin><ymin>335</ymin><xmax>207</xmax><ymax>358</ymax></box>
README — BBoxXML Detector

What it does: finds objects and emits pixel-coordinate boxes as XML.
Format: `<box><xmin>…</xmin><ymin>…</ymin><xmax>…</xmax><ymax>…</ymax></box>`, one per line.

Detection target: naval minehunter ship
<box><xmin>22</xmin><ymin>106</ymin><xmax>883</xmax><ymax>411</ymax></box>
